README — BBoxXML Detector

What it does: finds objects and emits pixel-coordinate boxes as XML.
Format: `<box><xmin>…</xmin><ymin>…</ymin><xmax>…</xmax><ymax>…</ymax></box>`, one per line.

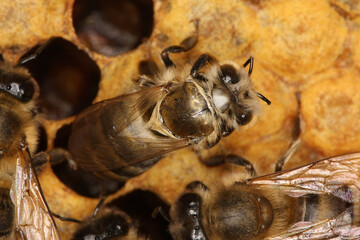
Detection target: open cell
<box><xmin>73</xmin><ymin>0</ymin><xmax>154</xmax><ymax>56</ymax></box>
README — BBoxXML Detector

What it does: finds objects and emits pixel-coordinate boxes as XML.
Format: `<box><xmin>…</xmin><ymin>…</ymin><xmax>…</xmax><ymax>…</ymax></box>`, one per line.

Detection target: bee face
<box><xmin>72</xmin><ymin>209</ymin><xmax>131</xmax><ymax>240</ymax></box>
<box><xmin>0</xmin><ymin>63</ymin><xmax>39</xmax><ymax>103</ymax></box>
<box><xmin>218</xmin><ymin>63</ymin><xmax>259</xmax><ymax>126</ymax></box>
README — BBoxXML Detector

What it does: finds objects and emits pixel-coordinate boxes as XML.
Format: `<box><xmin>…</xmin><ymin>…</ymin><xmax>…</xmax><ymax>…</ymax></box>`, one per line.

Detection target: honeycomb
<box><xmin>1</xmin><ymin>0</ymin><xmax>360</xmax><ymax>239</ymax></box>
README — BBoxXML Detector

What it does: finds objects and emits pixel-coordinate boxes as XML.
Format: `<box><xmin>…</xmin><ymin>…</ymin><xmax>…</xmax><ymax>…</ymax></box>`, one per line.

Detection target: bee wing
<box><xmin>249</xmin><ymin>153</ymin><xmax>360</xmax><ymax>203</ymax></box>
<box><xmin>69</xmin><ymin>85</ymin><xmax>189</xmax><ymax>172</ymax></box>
<box><xmin>249</xmin><ymin>153</ymin><xmax>360</xmax><ymax>239</ymax></box>
<box><xmin>11</xmin><ymin>148</ymin><xmax>60</xmax><ymax>240</ymax></box>
<box><xmin>265</xmin><ymin>208</ymin><xmax>360</xmax><ymax>239</ymax></box>
<box><xmin>72</xmin><ymin>136</ymin><xmax>188</xmax><ymax>172</ymax></box>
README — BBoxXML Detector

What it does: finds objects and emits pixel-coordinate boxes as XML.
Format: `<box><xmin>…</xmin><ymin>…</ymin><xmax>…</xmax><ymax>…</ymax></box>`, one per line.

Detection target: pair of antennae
<box><xmin>243</xmin><ymin>57</ymin><xmax>271</xmax><ymax>106</ymax></box>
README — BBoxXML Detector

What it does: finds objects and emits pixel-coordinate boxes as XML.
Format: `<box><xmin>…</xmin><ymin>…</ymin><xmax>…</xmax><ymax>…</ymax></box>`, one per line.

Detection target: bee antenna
<box><xmin>51</xmin><ymin>212</ymin><xmax>81</xmax><ymax>223</ymax></box>
<box><xmin>243</xmin><ymin>56</ymin><xmax>254</xmax><ymax>76</ymax></box>
<box><xmin>17</xmin><ymin>37</ymin><xmax>54</xmax><ymax>66</ymax></box>
<box><xmin>93</xmin><ymin>195</ymin><xmax>106</xmax><ymax>217</ymax></box>
<box><xmin>152</xmin><ymin>206</ymin><xmax>171</xmax><ymax>223</ymax></box>
<box><xmin>256</xmin><ymin>92</ymin><xmax>271</xmax><ymax>105</ymax></box>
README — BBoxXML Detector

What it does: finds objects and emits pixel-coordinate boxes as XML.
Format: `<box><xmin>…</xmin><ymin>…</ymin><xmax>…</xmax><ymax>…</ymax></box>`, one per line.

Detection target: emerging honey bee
<box><xmin>169</xmin><ymin>149</ymin><xmax>360</xmax><ymax>239</ymax></box>
<box><xmin>72</xmin><ymin>190</ymin><xmax>171</xmax><ymax>240</ymax></box>
<box><xmin>0</xmin><ymin>60</ymin><xmax>60</xmax><ymax>239</ymax></box>
<box><xmin>67</xmin><ymin>22</ymin><xmax>271</xmax><ymax>181</ymax></box>
<box><xmin>72</xmin><ymin>207</ymin><xmax>147</xmax><ymax>240</ymax></box>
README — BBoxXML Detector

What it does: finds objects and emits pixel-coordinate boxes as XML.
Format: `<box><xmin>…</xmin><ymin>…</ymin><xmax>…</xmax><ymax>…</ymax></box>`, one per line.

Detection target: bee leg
<box><xmin>93</xmin><ymin>195</ymin><xmax>106</xmax><ymax>217</ymax></box>
<box><xmin>31</xmin><ymin>152</ymin><xmax>50</xmax><ymax>175</ymax></box>
<box><xmin>190</xmin><ymin>54</ymin><xmax>215</xmax><ymax>81</ymax></box>
<box><xmin>135</xmin><ymin>60</ymin><xmax>160</xmax><ymax>88</ymax></box>
<box><xmin>274</xmin><ymin>138</ymin><xmax>301</xmax><ymax>172</ymax></box>
<box><xmin>51</xmin><ymin>212</ymin><xmax>81</xmax><ymax>223</ymax></box>
<box><xmin>275</xmin><ymin>114</ymin><xmax>302</xmax><ymax>171</ymax></box>
<box><xmin>48</xmin><ymin>148</ymin><xmax>78</xmax><ymax>170</ymax></box>
<box><xmin>139</xmin><ymin>59</ymin><xmax>159</xmax><ymax>77</ymax></box>
<box><xmin>202</xmin><ymin>154</ymin><xmax>257</xmax><ymax>177</ymax></box>
<box><xmin>152</xmin><ymin>206</ymin><xmax>171</xmax><ymax>222</ymax></box>
<box><xmin>160</xmin><ymin>20</ymin><xmax>199</xmax><ymax>68</ymax></box>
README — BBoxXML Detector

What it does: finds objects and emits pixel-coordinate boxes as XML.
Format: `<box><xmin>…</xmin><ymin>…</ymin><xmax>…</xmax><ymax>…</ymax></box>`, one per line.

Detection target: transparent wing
<box><xmin>11</xmin><ymin>148</ymin><xmax>60</xmax><ymax>240</ymax></box>
<box><xmin>248</xmin><ymin>153</ymin><xmax>360</xmax><ymax>239</ymax></box>
<box><xmin>249</xmin><ymin>153</ymin><xmax>360</xmax><ymax>203</ymax></box>
<box><xmin>68</xmin><ymin>85</ymin><xmax>189</xmax><ymax>172</ymax></box>
<box><xmin>265</xmin><ymin>208</ymin><xmax>360</xmax><ymax>239</ymax></box>
<box><xmin>73</xmin><ymin>136</ymin><xmax>188</xmax><ymax>172</ymax></box>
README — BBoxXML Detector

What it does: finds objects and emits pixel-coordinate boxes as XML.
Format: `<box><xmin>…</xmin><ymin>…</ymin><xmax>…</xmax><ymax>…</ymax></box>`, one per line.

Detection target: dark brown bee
<box><xmin>0</xmin><ymin>60</ymin><xmax>60</xmax><ymax>239</ymax></box>
<box><xmin>169</xmin><ymin>147</ymin><xmax>360</xmax><ymax>239</ymax></box>
<box><xmin>71</xmin><ymin>207</ymin><xmax>147</xmax><ymax>240</ymax></box>
<box><xmin>67</xmin><ymin>22</ymin><xmax>271</xmax><ymax>181</ymax></box>
<box><xmin>72</xmin><ymin>190</ymin><xmax>171</xmax><ymax>240</ymax></box>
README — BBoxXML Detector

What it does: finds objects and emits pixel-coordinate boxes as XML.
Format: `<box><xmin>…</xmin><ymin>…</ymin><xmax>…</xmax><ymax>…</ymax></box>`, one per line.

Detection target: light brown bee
<box><xmin>67</xmin><ymin>22</ymin><xmax>271</xmax><ymax>181</ymax></box>
<box><xmin>169</xmin><ymin>150</ymin><xmax>360</xmax><ymax>240</ymax></box>
<box><xmin>0</xmin><ymin>61</ymin><xmax>60</xmax><ymax>239</ymax></box>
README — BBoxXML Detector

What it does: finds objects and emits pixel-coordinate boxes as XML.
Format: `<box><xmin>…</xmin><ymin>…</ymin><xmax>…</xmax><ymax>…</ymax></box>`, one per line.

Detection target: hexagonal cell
<box><xmin>20</xmin><ymin>38</ymin><xmax>101</xmax><ymax>120</ymax></box>
<box><xmin>301</xmin><ymin>71</ymin><xmax>360</xmax><ymax>156</ymax></box>
<box><xmin>73</xmin><ymin>0</ymin><xmax>154</xmax><ymax>56</ymax></box>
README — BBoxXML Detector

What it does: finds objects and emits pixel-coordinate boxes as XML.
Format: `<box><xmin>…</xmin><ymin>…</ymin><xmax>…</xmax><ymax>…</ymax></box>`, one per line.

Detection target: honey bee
<box><xmin>0</xmin><ymin>60</ymin><xmax>60</xmax><ymax>239</ymax></box>
<box><xmin>72</xmin><ymin>190</ymin><xmax>171</xmax><ymax>240</ymax></box>
<box><xmin>169</xmin><ymin>150</ymin><xmax>360</xmax><ymax>239</ymax></box>
<box><xmin>67</xmin><ymin>22</ymin><xmax>271</xmax><ymax>181</ymax></box>
<box><xmin>72</xmin><ymin>207</ymin><xmax>147</xmax><ymax>240</ymax></box>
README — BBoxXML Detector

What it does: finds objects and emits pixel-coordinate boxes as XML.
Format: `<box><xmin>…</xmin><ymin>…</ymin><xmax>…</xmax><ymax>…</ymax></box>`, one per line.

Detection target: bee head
<box><xmin>213</xmin><ymin>58</ymin><xmax>271</xmax><ymax>128</ymax></box>
<box><xmin>0</xmin><ymin>63</ymin><xmax>39</xmax><ymax>103</ymax></box>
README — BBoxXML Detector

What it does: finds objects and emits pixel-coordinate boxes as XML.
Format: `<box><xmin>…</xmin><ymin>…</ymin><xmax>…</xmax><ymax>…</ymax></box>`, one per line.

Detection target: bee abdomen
<box><xmin>301</xmin><ymin>191</ymin><xmax>353</xmax><ymax>223</ymax></box>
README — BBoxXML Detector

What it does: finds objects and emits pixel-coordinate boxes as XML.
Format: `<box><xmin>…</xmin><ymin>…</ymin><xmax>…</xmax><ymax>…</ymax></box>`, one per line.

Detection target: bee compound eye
<box><xmin>0</xmin><ymin>73</ymin><xmax>37</xmax><ymax>102</ymax></box>
<box><xmin>236</xmin><ymin>111</ymin><xmax>253</xmax><ymax>126</ymax></box>
<box><xmin>18</xmin><ymin>81</ymin><xmax>36</xmax><ymax>102</ymax></box>
<box><xmin>220</xmin><ymin>64</ymin><xmax>240</xmax><ymax>84</ymax></box>
<box><xmin>0</xmin><ymin>81</ymin><xmax>35</xmax><ymax>102</ymax></box>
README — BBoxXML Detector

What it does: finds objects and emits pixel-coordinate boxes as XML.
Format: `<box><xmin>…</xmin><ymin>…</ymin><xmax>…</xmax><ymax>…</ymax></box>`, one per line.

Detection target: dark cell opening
<box><xmin>52</xmin><ymin>160</ymin><xmax>123</xmax><ymax>198</ymax></box>
<box><xmin>107</xmin><ymin>190</ymin><xmax>172</xmax><ymax>240</ymax></box>
<box><xmin>20</xmin><ymin>38</ymin><xmax>100</xmax><ymax>120</ymax></box>
<box><xmin>35</xmin><ymin>125</ymin><xmax>48</xmax><ymax>153</ymax></box>
<box><xmin>51</xmin><ymin>124</ymin><xmax>122</xmax><ymax>198</ymax></box>
<box><xmin>73</xmin><ymin>0</ymin><xmax>154</xmax><ymax>56</ymax></box>
<box><xmin>53</xmin><ymin>123</ymin><xmax>72</xmax><ymax>149</ymax></box>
